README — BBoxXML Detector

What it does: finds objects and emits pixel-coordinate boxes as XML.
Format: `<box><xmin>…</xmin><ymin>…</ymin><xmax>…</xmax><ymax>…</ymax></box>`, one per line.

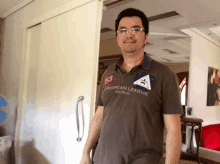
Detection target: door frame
<box><xmin>15</xmin><ymin>0</ymin><xmax>103</xmax><ymax>163</ymax></box>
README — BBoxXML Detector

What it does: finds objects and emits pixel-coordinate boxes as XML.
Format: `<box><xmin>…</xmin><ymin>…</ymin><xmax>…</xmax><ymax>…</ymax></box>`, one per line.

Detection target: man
<box><xmin>80</xmin><ymin>8</ymin><xmax>183</xmax><ymax>164</ymax></box>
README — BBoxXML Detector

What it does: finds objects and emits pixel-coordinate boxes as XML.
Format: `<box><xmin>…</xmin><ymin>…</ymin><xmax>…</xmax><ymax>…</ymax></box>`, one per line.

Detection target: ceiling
<box><xmin>0</xmin><ymin>0</ymin><xmax>220</xmax><ymax>63</ymax></box>
<box><xmin>101</xmin><ymin>0</ymin><xmax>220</xmax><ymax>63</ymax></box>
<box><xmin>0</xmin><ymin>0</ymin><xmax>33</xmax><ymax>18</ymax></box>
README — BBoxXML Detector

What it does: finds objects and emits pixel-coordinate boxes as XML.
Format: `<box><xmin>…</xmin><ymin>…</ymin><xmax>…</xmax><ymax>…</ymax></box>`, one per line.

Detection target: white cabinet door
<box><xmin>18</xmin><ymin>1</ymin><xmax>102</xmax><ymax>164</ymax></box>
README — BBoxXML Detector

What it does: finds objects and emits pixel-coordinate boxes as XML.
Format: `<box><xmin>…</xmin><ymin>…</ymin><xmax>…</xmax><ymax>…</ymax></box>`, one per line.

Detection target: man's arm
<box><xmin>80</xmin><ymin>106</ymin><xmax>104</xmax><ymax>164</ymax></box>
<box><xmin>164</xmin><ymin>114</ymin><xmax>182</xmax><ymax>164</ymax></box>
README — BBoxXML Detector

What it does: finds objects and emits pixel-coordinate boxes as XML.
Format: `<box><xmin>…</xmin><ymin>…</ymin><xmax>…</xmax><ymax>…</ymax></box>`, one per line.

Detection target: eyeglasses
<box><xmin>117</xmin><ymin>28</ymin><xmax>145</xmax><ymax>35</ymax></box>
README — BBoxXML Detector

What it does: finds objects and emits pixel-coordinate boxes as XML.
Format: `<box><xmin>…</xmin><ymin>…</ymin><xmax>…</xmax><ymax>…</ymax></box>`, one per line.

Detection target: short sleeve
<box><xmin>162</xmin><ymin>68</ymin><xmax>183</xmax><ymax>114</ymax></box>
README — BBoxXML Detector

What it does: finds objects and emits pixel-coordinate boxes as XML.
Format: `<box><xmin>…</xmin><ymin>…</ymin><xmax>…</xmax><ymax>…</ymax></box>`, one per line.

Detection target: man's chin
<box><xmin>124</xmin><ymin>47</ymin><xmax>136</xmax><ymax>53</ymax></box>
<box><xmin>124</xmin><ymin>50</ymin><xmax>136</xmax><ymax>53</ymax></box>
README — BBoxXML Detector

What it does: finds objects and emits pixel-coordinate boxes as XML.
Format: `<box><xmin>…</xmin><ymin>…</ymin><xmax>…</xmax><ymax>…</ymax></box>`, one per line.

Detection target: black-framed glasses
<box><xmin>117</xmin><ymin>28</ymin><xmax>145</xmax><ymax>35</ymax></box>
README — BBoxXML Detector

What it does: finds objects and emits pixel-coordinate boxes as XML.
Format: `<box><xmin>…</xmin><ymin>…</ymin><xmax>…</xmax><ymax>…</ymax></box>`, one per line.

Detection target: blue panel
<box><xmin>0</xmin><ymin>97</ymin><xmax>7</xmax><ymax>107</ymax></box>
<box><xmin>0</xmin><ymin>110</ymin><xmax>6</xmax><ymax>122</ymax></box>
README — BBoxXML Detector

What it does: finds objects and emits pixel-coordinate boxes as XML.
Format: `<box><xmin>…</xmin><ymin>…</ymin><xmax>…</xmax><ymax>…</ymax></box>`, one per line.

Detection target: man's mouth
<box><xmin>124</xmin><ymin>41</ymin><xmax>136</xmax><ymax>43</ymax></box>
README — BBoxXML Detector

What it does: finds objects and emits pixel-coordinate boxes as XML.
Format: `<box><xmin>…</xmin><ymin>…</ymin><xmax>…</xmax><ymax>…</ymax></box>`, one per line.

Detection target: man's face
<box><xmin>117</xmin><ymin>16</ymin><xmax>148</xmax><ymax>54</ymax></box>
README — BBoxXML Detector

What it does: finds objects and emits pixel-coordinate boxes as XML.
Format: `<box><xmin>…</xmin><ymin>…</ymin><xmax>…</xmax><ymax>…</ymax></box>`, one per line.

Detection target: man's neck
<box><xmin>121</xmin><ymin>51</ymin><xmax>145</xmax><ymax>72</ymax></box>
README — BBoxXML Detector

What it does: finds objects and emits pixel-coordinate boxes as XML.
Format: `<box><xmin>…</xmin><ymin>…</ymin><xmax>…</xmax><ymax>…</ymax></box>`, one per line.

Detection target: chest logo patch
<box><xmin>134</xmin><ymin>75</ymin><xmax>151</xmax><ymax>90</ymax></box>
<box><xmin>133</xmin><ymin>72</ymin><xmax>155</xmax><ymax>91</ymax></box>
<box><xmin>104</xmin><ymin>73</ymin><xmax>114</xmax><ymax>86</ymax></box>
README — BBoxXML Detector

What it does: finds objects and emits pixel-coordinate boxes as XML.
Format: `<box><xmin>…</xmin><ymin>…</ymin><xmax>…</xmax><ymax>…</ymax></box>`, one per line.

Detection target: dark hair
<box><xmin>115</xmin><ymin>8</ymin><xmax>149</xmax><ymax>36</ymax></box>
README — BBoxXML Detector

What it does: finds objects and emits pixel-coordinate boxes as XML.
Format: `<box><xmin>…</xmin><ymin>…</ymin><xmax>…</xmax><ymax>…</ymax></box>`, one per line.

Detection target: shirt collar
<box><xmin>115</xmin><ymin>52</ymin><xmax>152</xmax><ymax>70</ymax></box>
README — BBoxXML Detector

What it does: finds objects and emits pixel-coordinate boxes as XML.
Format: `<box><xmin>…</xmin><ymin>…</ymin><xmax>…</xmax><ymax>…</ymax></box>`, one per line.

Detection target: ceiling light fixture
<box><xmin>209</xmin><ymin>26</ymin><xmax>220</xmax><ymax>37</ymax></box>
<box><xmin>149</xmin><ymin>32</ymin><xmax>187</xmax><ymax>37</ymax></box>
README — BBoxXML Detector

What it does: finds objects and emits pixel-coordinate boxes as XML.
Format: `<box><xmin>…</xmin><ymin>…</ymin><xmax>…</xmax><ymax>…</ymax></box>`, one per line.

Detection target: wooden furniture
<box><xmin>180</xmin><ymin>116</ymin><xmax>203</xmax><ymax>164</ymax></box>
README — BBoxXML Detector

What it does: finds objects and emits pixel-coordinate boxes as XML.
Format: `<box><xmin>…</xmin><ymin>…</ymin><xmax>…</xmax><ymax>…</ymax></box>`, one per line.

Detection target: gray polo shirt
<box><xmin>93</xmin><ymin>53</ymin><xmax>183</xmax><ymax>164</ymax></box>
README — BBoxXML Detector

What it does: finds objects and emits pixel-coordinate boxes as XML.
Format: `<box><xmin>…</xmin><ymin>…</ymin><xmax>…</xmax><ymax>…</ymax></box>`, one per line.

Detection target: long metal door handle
<box><xmin>76</xmin><ymin>96</ymin><xmax>84</xmax><ymax>142</ymax></box>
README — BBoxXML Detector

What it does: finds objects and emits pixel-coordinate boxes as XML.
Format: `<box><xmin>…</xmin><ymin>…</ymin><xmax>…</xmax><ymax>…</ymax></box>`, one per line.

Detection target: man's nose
<box><xmin>126</xmin><ymin>30</ymin><xmax>134</xmax><ymax>37</ymax></box>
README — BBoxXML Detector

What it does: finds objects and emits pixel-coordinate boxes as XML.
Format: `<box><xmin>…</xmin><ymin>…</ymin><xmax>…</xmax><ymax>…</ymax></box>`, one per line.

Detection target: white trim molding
<box><xmin>0</xmin><ymin>0</ymin><xmax>34</xmax><ymax>19</ymax></box>
<box><xmin>190</xmin><ymin>28</ymin><xmax>220</xmax><ymax>47</ymax></box>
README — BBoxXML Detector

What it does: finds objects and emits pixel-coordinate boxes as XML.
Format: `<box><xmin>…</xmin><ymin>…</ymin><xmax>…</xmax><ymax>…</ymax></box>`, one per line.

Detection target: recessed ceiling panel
<box><xmin>148</xmin><ymin>11</ymin><xmax>181</xmax><ymax>22</ymax></box>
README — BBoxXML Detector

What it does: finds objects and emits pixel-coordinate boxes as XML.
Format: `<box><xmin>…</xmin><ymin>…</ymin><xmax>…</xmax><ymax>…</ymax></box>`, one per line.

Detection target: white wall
<box><xmin>0</xmin><ymin>18</ymin><xmax>2</xmax><ymax>88</ymax></box>
<box><xmin>1</xmin><ymin>0</ymin><xmax>76</xmax><ymax>97</ymax></box>
<box><xmin>182</xmin><ymin>29</ymin><xmax>220</xmax><ymax>162</ymax></box>
<box><xmin>0</xmin><ymin>0</ymin><xmax>75</xmax><ymax>136</ymax></box>
<box><xmin>0</xmin><ymin>0</ymin><xmax>96</xmax><ymax>164</ymax></box>
<box><xmin>183</xmin><ymin>29</ymin><xmax>220</xmax><ymax>126</ymax></box>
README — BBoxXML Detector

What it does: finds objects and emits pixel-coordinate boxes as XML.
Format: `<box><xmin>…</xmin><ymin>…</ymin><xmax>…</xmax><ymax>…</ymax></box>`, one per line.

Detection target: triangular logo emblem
<box><xmin>133</xmin><ymin>75</ymin><xmax>151</xmax><ymax>90</ymax></box>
